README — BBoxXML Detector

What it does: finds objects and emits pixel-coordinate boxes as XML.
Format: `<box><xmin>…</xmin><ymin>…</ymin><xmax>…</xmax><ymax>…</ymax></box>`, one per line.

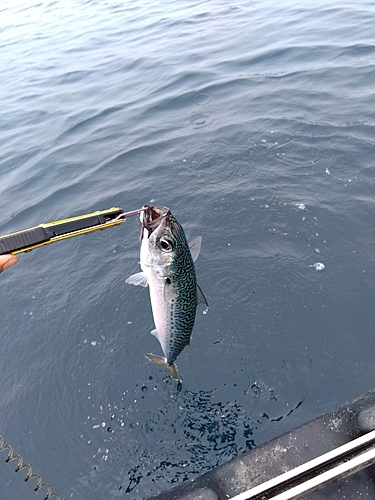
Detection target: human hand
<box><xmin>0</xmin><ymin>255</ymin><xmax>19</xmax><ymax>273</ymax></box>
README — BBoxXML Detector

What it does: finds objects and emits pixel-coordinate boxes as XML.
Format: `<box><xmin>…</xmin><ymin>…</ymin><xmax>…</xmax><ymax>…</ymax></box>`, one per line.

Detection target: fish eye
<box><xmin>159</xmin><ymin>237</ymin><xmax>174</xmax><ymax>252</ymax></box>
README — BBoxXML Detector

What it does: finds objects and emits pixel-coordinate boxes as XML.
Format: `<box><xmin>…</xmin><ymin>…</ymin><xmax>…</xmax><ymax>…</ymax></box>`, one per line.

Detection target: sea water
<box><xmin>0</xmin><ymin>0</ymin><xmax>374</xmax><ymax>498</ymax></box>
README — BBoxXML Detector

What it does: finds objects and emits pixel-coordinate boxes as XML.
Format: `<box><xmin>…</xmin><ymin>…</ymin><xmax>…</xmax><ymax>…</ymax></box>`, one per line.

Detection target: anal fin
<box><xmin>145</xmin><ymin>353</ymin><xmax>181</xmax><ymax>383</ymax></box>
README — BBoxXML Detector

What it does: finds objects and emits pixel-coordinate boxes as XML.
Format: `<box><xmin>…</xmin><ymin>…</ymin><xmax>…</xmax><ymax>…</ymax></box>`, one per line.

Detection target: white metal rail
<box><xmin>230</xmin><ymin>429</ymin><xmax>375</xmax><ymax>500</ymax></box>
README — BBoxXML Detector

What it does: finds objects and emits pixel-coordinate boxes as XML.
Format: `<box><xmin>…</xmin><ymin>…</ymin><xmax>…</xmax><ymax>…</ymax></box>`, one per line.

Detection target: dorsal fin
<box><xmin>196</xmin><ymin>283</ymin><xmax>208</xmax><ymax>307</ymax></box>
<box><xmin>188</xmin><ymin>236</ymin><xmax>202</xmax><ymax>262</ymax></box>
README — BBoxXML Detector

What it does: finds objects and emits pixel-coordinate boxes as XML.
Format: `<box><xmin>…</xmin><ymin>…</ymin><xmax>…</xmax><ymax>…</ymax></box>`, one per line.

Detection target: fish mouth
<box><xmin>141</xmin><ymin>205</ymin><xmax>170</xmax><ymax>234</ymax></box>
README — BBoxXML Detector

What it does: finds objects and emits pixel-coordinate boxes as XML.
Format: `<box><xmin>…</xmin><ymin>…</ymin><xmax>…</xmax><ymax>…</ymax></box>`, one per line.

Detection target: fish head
<box><xmin>140</xmin><ymin>205</ymin><xmax>187</xmax><ymax>278</ymax></box>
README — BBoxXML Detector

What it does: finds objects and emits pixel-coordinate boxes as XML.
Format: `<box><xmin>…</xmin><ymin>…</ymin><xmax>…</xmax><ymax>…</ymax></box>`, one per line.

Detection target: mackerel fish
<box><xmin>126</xmin><ymin>205</ymin><xmax>208</xmax><ymax>382</ymax></box>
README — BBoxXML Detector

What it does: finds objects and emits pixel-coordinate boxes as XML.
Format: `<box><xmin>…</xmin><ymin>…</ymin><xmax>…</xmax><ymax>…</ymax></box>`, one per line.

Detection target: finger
<box><xmin>0</xmin><ymin>255</ymin><xmax>19</xmax><ymax>273</ymax></box>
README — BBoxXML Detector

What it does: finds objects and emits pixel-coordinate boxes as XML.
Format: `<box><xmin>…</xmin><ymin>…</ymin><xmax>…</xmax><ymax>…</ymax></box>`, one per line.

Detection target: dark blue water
<box><xmin>1</xmin><ymin>0</ymin><xmax>374</xmax><ymax>498</ymax></box>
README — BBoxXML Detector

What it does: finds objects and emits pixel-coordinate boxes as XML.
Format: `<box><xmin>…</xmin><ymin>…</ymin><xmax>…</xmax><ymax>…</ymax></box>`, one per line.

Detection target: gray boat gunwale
<box><xmin>150</xmin><ymin>388</ymin><xmax>375</xmax><ymax>500</ymax></box>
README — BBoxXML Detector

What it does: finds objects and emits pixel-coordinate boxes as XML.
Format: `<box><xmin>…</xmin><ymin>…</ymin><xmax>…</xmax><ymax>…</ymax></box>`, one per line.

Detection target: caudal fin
<box><xmin>144</xmin><ymin>353</ymin><xmax>181</xmax><ymax>383</ymax></box>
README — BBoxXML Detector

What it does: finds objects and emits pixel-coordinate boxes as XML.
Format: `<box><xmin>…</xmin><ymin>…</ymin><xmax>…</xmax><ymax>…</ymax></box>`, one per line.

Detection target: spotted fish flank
<box><xmin>126</xmin><ymin>205</ymin><xmax>208</xmax><ymax>382</ymax></box>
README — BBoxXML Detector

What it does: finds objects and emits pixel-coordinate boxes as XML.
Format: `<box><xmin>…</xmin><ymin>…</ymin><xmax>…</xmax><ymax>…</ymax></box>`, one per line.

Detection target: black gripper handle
<box><xmin>0</xmin><ymin>227</ymin><xmax>50</xmax><ymax>254</ymax></box>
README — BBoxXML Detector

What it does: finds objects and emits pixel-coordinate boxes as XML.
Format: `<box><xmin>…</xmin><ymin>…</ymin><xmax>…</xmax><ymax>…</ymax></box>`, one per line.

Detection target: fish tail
<box><xmin>144</xmin><ymin>353</ymin><xmax>181</xmax><ymax>383</ymax></box>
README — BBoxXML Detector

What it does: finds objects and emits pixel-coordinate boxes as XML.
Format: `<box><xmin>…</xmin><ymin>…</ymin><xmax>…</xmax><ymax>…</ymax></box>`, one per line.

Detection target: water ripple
<box><xmin>1</xmin><ymin>0</ymin><xmax>375</xmax><ymax>498</ymax></box>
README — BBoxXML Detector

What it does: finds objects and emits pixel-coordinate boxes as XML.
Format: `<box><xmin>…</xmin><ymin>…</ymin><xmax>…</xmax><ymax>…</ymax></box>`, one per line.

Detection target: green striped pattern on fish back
<box><xmin>164</xmin><ymin>214</ymin><xmax>198</xmax><ymax>364</ymax></box>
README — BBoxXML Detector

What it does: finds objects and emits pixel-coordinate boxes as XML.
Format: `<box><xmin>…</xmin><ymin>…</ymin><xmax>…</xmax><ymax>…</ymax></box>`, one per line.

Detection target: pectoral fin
<box><xmin>125</xmin><ymin>272</ymin><xmax>149</xmax><ymax>287</ymax></box>
<box><xmin>145</xmin><ymin>353</ymin><xmax>181</xmax><ymax>383</ymax></box>
<box><xmin>163</xmin><ymin>278</ymin><xmax>179</xmax><ymax>302</ymax></box>
<box><xmin>188</xmin><ymin>236</ymin><xmax>202</xmax><ymax>262</ymax></box>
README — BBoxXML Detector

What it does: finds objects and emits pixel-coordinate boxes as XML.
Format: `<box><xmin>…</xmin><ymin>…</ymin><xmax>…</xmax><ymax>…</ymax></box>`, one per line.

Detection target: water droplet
<box><xmin>312</xmin><ymin>262</ymin><xmax>325</xmax><ymax>271</ymax></box>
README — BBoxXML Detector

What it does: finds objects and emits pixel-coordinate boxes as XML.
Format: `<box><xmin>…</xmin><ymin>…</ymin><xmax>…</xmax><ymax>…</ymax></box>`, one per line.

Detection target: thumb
<box><xmin>0</xmin><ymin>255</ymin><xmax>19</xmax><ymax>273</ymax></box>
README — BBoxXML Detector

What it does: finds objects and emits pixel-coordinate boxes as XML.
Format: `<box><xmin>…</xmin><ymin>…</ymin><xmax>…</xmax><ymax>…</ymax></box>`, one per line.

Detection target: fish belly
<box><xmin>147</xmin><ymin>273</ymin><xmax>196</xmax><ymax>364</ymax></box>
<box><xmin>147</xmin><ymin>273</ymin><xmax>170</xmax><ymax>356</ymax></box>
